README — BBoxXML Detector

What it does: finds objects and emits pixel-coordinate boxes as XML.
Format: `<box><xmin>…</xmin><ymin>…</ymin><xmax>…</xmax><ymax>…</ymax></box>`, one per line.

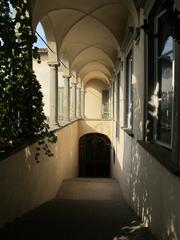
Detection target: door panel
<box><xmin>79</xmin><ymin>133</ymin><xmax>110</xmax><ymax>177</ymax></box>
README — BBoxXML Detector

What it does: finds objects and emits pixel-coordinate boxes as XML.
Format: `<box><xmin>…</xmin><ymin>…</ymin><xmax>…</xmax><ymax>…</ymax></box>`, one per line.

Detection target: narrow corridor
<box><xmin>0</xmin><ymin>178</ymin><xmax>157</xmax><ymax>240</ymax></box>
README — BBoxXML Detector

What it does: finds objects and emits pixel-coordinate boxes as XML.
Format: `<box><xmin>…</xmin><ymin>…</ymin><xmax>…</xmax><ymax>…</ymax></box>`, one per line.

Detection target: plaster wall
<box><xmin>84</xmin><ymin>79</ymin><xmax>107</xmax><ymax>119</ymax></box>
<box><xmin>33</xmin><ymin>52</ymin><xmax>65</xmax><ymax>122</ymax></box>
<box><xmin>130</xmin><ymin>141</ymin><xmax>180</xmax><ymax>240</ymax></box>
<box><xmin>0</xmin><ymin>121</ymin><xmax>78</xmax><ymax>227</ymax></box>
<box><xmin>111</xmin><ymin>8</ymin><xmax>180</xmax><ymax>240</ymax></box>
<box><xmin>33</xmin><ymin>52</ymin><xmax>50</xmax><ymax>118</ymax></box>
<box><xmin>78</xmin><ymin>120</ymin><xmax>112</xmax><ymax>142</ymax></box>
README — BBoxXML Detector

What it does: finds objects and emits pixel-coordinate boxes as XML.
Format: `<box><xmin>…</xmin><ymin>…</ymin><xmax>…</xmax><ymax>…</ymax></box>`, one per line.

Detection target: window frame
<box><xmin>125</xmin><ymin>49</ymin><xmax>133</xmax><ymax>130</ymax></box>
<box><xmin>116</xmin><ymin>72</ymin><xmax>120</xmax><ymax>124</ymax></box>
<box><xmin>143</xmin><ymin>0</ymin><xmax>180</xmax><ymax>174</ymax></box>
<box><xmin>102</xmin><ymin>89</ymin><xmax>110</xmax><ymax>119</ymax></box>
<box><xmin>153</xmin><ymin>10</ymin><xmax>175</xmax><ymax>149</ymax></box>
<box><xmin>116</xmin><ymin>72</ymin><xmax>121</xmax><ymax>137</ymax></box>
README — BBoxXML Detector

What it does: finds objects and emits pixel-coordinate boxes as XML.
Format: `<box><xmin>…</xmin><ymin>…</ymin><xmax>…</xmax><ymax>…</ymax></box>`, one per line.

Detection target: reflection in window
<box><xmin>125</xmin><ymin>51</ymin><xmax>133</xmax><ymax>129</ymax></box>
<box><xmin>156</xmin><ymin>13</ymin><xmax>174</xmax><ymax>147</ymax></box>
<box><xmin>116</xmin><ymin>73</ymin><xmax>120</xmax><ymax>137</ymax></box>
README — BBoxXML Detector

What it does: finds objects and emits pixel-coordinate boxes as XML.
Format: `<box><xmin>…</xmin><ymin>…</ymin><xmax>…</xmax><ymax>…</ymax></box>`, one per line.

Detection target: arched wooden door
<box><xmin>79</xmin><ymin>133</ymin><xmax>110</xmax><ymax>177</ymax></box>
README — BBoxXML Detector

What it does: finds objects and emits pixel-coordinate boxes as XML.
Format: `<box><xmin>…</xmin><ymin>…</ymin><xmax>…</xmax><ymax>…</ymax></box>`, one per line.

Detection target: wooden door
<box><xmin>79</xmin><ymin>133</ymin><xmax>110</xmax><ymax>177</ymax></box>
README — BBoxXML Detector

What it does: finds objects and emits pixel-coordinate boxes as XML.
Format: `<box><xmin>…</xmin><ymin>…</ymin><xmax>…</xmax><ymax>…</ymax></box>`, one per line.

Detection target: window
<box><xmin>125</xmin><ymin>50</ymin><xmax>133</xmax><ymax>129</ymax></box>
<box><xmin>116</xmin><ymin>72</ymin><xmax>120</xmax><ymax>137</ymax></box>
<box><xmin>143</xmin><ymin>0</ymin><xmax>180</xmax><ymax>173</ymax></box>
<box><xmin>147</xmin><ymin>7</ymin><xmax>174</xmax><ymax>149</ymax></box>
<box><xmin>155</xmin><ymin>13</ymin><xmax>174</xmax><ymax>148</ymax></box>
<box><xmin>102</xmin><ymin>89</ymin><xmax>110</xmax><ymax>119</ymax></box>
<box><xmin>112</xmin><ymin>80</ymin><xmax>115</xmax><ymax>121</ymax></box>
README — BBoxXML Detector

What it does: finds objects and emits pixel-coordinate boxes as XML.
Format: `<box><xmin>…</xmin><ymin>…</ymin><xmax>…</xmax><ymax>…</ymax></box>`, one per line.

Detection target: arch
<box><xmin>60</xmin><ymin>15</ymin><xmax>120</xmax><ymax>65</ymax></box>
<box><xmin>71</xmin><ymin>47</ymin><xmax>115</xmax><ymax>75</ymax></box>
<box><xmin>79</xmin><ymin>61</ymin><xmax>112</xmax><ymax>80</ymax></box>
<box><xmin>31</xmin><ymin>1</ymin><xmax>138</xmax><ymax>36</ymax></box>
<box><xmin>40</xmin><ymin>16</ymin><xmax>58</xmax><ymax>62</ymax></box>
<box><xmin>79</xmin><ymin>133</ymin><xmax>111</xmax><ymax>177</ymax></box>
<box><xmin>71</xmin><ymin>45</ymin><xmax>116</xmax><ymax>72</ymax></box>
<box><xmin>30</xmin><ymin>0</ymin><xmax>139</xmax><ymax>74</ymax></box>
<box><xmin>58</xmin><ymin>5</ymin><xmax>122</xmax><ymax>48</ymax></box>
<box><xmin>78</xmin><ymin>60</ymin><xmax>114</xmax><ymax>77</ymax></box>
<box><xmin>83</xmin><ymin>71</ymin><xmax>110</xmax><ymax>86</ymax></box>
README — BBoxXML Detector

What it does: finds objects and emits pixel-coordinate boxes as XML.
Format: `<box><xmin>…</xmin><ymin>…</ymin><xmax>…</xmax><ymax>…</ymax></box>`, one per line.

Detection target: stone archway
<box><xmin>79</xmin><ymin>133</ymin><xmax>111</xmax><ymax>178</ymax></box>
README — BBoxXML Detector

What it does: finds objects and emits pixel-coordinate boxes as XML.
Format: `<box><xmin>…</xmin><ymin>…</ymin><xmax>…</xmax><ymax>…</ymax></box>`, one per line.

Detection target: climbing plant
<box><xmin>0</xmin><ymin>0</ymin><xmax>57</xmax><ymax>160</ymax></box>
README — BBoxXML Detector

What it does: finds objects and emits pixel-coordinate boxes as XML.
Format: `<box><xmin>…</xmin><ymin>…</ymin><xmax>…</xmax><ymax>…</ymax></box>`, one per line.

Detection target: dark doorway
<box><xmin>79</xmin><ymin>133</ymin><xmax>111</xmax><ymax>177</ymax></box>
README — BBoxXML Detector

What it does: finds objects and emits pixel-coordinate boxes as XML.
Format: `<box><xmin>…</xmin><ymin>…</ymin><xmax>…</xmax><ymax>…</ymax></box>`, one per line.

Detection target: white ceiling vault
<box><xmin>30</xmin><ymin>0</ymin><xmax>138</xmax><ymax>86</ymax></box>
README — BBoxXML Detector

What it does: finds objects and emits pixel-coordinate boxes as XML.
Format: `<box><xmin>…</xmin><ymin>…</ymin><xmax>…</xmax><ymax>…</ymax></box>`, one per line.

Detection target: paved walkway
<box><xmin>0</xmin><ymin>178</ymin><xmax>157</xmax><ymax>240</ymax></box>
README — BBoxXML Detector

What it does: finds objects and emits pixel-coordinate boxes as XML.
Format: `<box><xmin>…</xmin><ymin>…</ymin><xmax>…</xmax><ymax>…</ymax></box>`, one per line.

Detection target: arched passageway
<box><xmin>79</xmin><ymin>133</ymin><xmax>111</xmax><ymax>178</ymax></box>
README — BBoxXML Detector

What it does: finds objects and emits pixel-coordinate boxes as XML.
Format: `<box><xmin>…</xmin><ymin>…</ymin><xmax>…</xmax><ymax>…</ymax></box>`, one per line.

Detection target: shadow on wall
<box><xmin>113</xmin><ymin>128</ymin><xmax>180</xmax><ymax>240</ymax></box>
<box><xmin>0</xmin><ymin>122</ymin><xmax>79</xmax><ymax>227</ymax></box>
<box><xmin>113</xmin><ymin>220</ymin><xmax>157</xmax><ymax>240</ymax></box>
<box><xmin>133</xmin><ymin>78</ymin><xmax>179</xmax><ymax>239</ymax></box>
<box><xmin>77</xmin><ymin>121</ymin><xmax>159</xmax><ymax>239</ymax></box>
<box><xmin>0</xmin><ymin>139</ymin><xmax>60</xmax><ymax>227</ymax></box>
<box><xmin>80</xmin><ymin>88</ymin><xmax>180</xmax><ymax>239</ymax></box>
<box><xmin>129</xmin><ymin>142</ymin><xmax>180</xmax><ymax>240</ymax></box>
<box><xmin>112</xmin><ymin>66</ymin><xmax>180</xmax><ymax>240</ymax></box>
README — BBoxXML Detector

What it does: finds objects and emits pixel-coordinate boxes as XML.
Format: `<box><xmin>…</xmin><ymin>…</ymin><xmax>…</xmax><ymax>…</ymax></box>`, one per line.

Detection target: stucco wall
<box><xmin>130</xmin><ymin>142</ymin><xmax>180</xmax><ymax>240</ymax></box>
<box><xmin>78</xmin><ymin>120</ymin><xmax>112</xmax><ymax>141</ymax></box>
<box><xmin>113</xmin><ymin>129</ymin><xmax>180</xmax><ymax>240</ymax></box>
<box><xmin>33</xmin><ymin>51</ymin><xmax>50</xmax><ymax>118</ymax></box>
<box><xmin>84</xmin><ymin>79</ymin><xmax>107</xmax><ymax>119</ymax></box>
<box><xmin>111</xmin><ymin>8</ymin><xmax>180</xmax><ymax>240</ymax></box>
<box><xmin>0</xmin><ymin>122</ymin><xmax>78</xmax><ymax>227</ymax></box>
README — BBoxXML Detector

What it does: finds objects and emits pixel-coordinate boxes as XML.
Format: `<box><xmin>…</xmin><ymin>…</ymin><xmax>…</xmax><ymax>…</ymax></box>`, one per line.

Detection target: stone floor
<box><xmin>0</xmin><ymin>178</ymin><xmax>157</xmax><ymax>240</ymax></box>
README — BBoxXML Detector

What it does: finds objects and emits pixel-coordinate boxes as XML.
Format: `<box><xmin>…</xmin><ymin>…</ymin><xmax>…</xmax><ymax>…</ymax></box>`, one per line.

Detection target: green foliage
<box><xmin>0</xmin><ymin>0</ymin><xmax>57</xmax><ymax>159</ymax></box>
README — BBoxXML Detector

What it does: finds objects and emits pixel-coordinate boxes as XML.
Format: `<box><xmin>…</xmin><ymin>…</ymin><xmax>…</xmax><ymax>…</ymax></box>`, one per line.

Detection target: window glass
<box><xmin>126</xmin><ymin>51</ymin><xmax>133</xmax><ymax>129</ymax></box>
<box><xmin>116</xmin><ymin>73</ymin><xmax>120</xmax><ymax>123</ymax></box>
<box><xmin>116</xmin><ymin>73</ymin><xmax>120</xmax><ymax>137</ymax></box>
<box><xmin>156</xmin><ymin>13</ymin><xmax>174</xmax><ymax>146</ymax></box>
<box><xmin>102</xmin><ymin>90</ymin><xmax>109</xmax><ymax>119</ymax></box>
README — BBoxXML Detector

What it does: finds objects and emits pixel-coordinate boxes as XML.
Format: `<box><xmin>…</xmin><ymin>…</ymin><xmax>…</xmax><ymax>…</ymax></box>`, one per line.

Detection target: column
<box><xmin>71</xmin><ymin>82</ymin><xmax>77</xmax><ymax>120</ymax></box>
<box><xmin>58</xmin><ymin>87</ymin><xmax>63</xmax><ymax>122</ymax></box>
<box><xmin>81</xmin><ymin>88</ymin><xmax>85</xmax><ymax>118</ymax></box>
<box><xmin>108</xmin><ymin>85</ymin><xmax>112</xmax><ymax>119</ymax></box>
<box><xmin>76</xmin><ymin>86</ymin><xmax>81</xmax><ymax>119</ymax></box>
<box><xmin>63</xmin><ymin>75</ymin><xmax>70</xmax><ymax>123</ymax></box>
<box><xmin>48</xmin><ymin>62</ymin><xmax>60</xmax><ymax>128</ymax></box>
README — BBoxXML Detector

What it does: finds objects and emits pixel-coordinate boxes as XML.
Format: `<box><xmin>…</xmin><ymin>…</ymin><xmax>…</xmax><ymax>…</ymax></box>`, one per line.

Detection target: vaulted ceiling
<box><xmin>30</xmin><ymin>0</ymin><xmax>138</xmax><ymax>86</ymax></box>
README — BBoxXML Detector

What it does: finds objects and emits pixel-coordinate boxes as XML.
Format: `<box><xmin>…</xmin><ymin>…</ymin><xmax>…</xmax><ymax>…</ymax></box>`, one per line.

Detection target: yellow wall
<box><xmin>84</xmin><ymin>79</ymin><xmax>107</xmax><ymax>119</ymax></box>
<box><xmin>33</xmin><ymin>51</ymin><xmax>50</xmax><ymax>118</ymax></box>
<box><xmin>0</xmin><ymin>121</ymin><xmax>78</xmax><ymax>226</ymax></box>
<box><xmin>0</xmin><ymin>119</ymin><xmax>113</xmax><ymax>227</ymax></box>
<box><xmin>78</xmin><ymin>119</ymin><xmax>112</xmax><ymax>141</ymax></box>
